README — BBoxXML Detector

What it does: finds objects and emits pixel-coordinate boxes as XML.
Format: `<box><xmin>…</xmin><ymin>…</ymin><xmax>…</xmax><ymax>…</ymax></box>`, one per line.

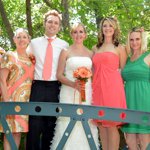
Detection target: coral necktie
<box><xmin>42</xmin><ymin>38</ymin><xmax>53</xmax><ymax>80</ymax></box>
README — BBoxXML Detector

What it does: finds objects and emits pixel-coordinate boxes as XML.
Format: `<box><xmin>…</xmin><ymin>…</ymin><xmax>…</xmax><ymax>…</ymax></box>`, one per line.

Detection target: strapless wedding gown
<box><xmin>50</xmin><ymin>57</ymin><xmax>99</xmax><ymax>150</ymax></box>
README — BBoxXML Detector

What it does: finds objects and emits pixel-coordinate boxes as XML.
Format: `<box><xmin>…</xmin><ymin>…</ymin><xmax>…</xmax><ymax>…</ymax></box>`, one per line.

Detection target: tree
<box><xmin>0</xmin><ymin>1</ymin><xmax>150</xmax><ymax>149</ymax></box>
<box><xmin>0</xmin><ymin>0</ymin><xmax>14</xmax><ymax>47</ymax></box>
<box><xmin>0</xmin><ymin>0</ymin><xmax>150</xmax><ymax>50</ymax></box>
<box><xmin>26</xmin><ymin>0</ymin><xmax>33</xmax><ymax>37</ymax></box>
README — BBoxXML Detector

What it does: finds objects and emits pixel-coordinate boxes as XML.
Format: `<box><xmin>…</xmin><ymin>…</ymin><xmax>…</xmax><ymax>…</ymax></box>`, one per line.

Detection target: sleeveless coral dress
<box><xmin>92</xmin><ymin>52</ymin><xmax>127</xmax><ymax>127</ymax></box>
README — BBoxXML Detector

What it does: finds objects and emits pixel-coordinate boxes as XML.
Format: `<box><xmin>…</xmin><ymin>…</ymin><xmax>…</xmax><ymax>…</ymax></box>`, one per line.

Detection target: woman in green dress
<box><xmin>122</xmin><ymin>27</ymin><xmax>150</xmax><ymax>150</ymax></box>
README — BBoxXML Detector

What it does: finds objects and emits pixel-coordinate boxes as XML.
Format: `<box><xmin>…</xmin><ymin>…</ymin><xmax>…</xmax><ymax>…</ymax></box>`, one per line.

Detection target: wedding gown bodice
<box><xmin>65</xmin><ymin>56</ymin><xmax>92</xmax><ymax>81</ymax></box>
<box><xmin>60</xmin><ymin>57</ymin><xmax>92</xmax><ymax>105</ymax></box>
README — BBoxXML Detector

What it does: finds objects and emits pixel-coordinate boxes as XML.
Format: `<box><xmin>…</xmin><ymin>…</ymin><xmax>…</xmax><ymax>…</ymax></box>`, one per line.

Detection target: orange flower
<box><xmin>73</xmin><ymin>67</ymin><xmax>92</xmax><ymax>82</ymax></box>
<box><xmin>73</xmin><ymin>67</ymin><xmax>92</xmax><ymax>102</ymax></box>
<box><xmin>73</xmin><ymin>70</ymin><xmax>79</xmax><ymax>78</ymax></box>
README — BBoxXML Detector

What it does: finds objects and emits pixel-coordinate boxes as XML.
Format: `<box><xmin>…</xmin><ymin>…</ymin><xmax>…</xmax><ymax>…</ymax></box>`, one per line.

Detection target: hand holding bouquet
<box><xmin>73</xmin><ymin>67</ymin><xmax>92</xmax><ymax>102</ymax></box>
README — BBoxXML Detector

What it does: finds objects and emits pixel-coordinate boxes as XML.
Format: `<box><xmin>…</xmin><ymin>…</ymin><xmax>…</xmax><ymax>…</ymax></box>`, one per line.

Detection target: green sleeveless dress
<box><xmin>121</xmin><ymin>52</ymin><xmax>150</xmax><ymax>133</ymax></box>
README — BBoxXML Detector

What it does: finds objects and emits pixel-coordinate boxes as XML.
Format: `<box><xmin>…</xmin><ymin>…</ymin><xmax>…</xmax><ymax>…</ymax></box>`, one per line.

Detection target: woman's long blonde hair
<box><xmin>126</xmin><ymin>27</ymin><xmax>147</xmax><ymax>55</ymax></box>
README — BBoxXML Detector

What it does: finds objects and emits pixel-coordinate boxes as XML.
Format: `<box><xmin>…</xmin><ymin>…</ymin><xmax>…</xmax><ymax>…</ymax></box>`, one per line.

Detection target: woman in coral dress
<box><xmin>50</xmin><ymin>23</ymin><xmax>99</xmax><ymax>150</ymax></box>
<box><xmin>0</xmin><ymin>28</ymin><xmax>34</xmax><ymax>150</ymax></box>
<box><xmin>92</xmin><ymin>17</ymin><xmax>127</xmax><ymax>150</ymax></box>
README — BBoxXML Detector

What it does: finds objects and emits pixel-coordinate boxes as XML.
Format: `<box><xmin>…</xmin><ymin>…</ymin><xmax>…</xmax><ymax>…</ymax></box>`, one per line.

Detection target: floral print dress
<box><xmin>0</xmin><ymin>51</ymin><xmax>34</xmax><ymax>132</ymax></box>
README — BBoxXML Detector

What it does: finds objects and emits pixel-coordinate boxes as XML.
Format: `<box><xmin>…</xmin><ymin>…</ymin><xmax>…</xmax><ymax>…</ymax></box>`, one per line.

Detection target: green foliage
<box><xmin>0</xmin><ymin>1</ymin><xmax>149</xmax><ymax>149</ymax></box>
<box><xmin>0</xmin><ymin>0</ymin><xmax>150</xmax><ymax>49</ymax></box>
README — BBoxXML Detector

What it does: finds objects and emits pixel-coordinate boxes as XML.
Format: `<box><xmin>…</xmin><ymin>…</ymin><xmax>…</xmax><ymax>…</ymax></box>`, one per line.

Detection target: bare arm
<box><xmin>118</xmin><ymin>45</ymin><xmax>127</xmax><ymax>70</ymax></box>
<box><xmin>56</xmin><ymin>50</ymin><xmax>76</xmax><ymax>88</ymax></box>
<box><xmin>144</xmin><ymin>53</ymin><xmax>150</xmax><ymax>67</ymax></box>
<box><xmin>0</xmin><ymin>68</ymin><xmax>10</xmax><ymax>101</ymax></box>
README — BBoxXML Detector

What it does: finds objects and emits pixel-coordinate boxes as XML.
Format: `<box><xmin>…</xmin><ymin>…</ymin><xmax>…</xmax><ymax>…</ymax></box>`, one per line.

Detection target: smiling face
<box><xmin>102</xmin><ymin>20</ymin><xmax>115</xmax><ymax>38</ymax></box>
<box><xmin>44</xmin><ymin>15</ymin><xmax>60</xmax><ymax>37</ymax></box>
<box><xmin>129</xmin><ymin>32</ymin><xmax>142</xmax><ymax>52</ymax></box>
<box><xmin>71</xmin><ymin>24</ymin><xmax>86</xmax><ymax>44</ymax></box>
<box><xmin>13</xmin><ymin>30</ymin><xmax>30</xmax><ymax>50</ymax></box>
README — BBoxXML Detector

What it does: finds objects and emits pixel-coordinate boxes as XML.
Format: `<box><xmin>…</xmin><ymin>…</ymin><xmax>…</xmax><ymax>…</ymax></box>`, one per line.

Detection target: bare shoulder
<box><xmin>116</xmin><ymin>44</ymin><xmax>127</xmax><ymax>56</ymax></box>
<box><xmin>92</xmin><ymin>45</ymin><xmax>98</xmax><ymax>52</ymax></box>
<box><xmin>144</xmin><ymin>53</ymin><xmax>150</xmax><ymax>66</ymax></box>
<box><xmin>61</xmin><ymin>46</ymin><xmax>75</xmax><ymax>59</ymax></box>
<box><xmin>60</xmin><ymin>48</ymin><xmax>69</xmax><ymax>58</ymax></box>
<box><xmin>144</xmin><ymin>53</ymin><xmax>150</xmax><ymax>61</ymax></box>
<box><xmin>146</xmin><ymin>53</ymin><xmax>150</xmax><ymax>58</ymax></box>
<box><xmin>85</xmin><ymin>47</ymin><xmax>93</xmax><ymax>58</ymax></box>
<box><xmin>117</xmin><ymin>44</ymin><xmax>125</xmax><ymax>51</ymax></box>
<box><xmin>147</xmin><ymin>53</ymin><xmax>150</xmax><ymax>63</ymax></box>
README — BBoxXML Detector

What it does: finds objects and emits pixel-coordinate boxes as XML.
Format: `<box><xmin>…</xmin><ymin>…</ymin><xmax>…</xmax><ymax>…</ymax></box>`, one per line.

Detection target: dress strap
<box><xmin>137</xmin><ymin>51</ymin><xmax>150</xmax><ymax>63</ymax></box>
<box><xmin>142</xmin><ymin>51</ymin><xmax>150</xmax><ymax>58</ymax></box>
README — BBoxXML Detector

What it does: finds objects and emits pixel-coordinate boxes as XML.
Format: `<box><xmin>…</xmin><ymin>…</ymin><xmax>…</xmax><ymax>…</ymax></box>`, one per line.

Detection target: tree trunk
<box><xmin>61</xmin><ymin>0</ymin><xmax>70</xmax><ymax>32</ymax></box>
<box><xmin>26</xmin><ymin>0</ymin><xmax>33</xmax><ymax>37</ymax></box>
<box><xmin>43</xmin><ymin>0</ymin><xmax>51</xmax><ymax>7</ymax></box>
<box><xmin>94</xmin><ymin>9</ymin><xmax>102</xmax><ymax>29</ymax></box>
<box><xmin>0</xmin><ymin>0</ymin><xmax>14</xmax><ymax>47</ymax></box>
<box><xmin>43</xmin><ymin>0</ymin><xmax>58</xmax><ymax>11</ymax></box>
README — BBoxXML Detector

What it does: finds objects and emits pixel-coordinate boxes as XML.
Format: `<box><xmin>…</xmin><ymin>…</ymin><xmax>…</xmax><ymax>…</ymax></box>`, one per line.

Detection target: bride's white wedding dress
<box><xmin>50</xmin><ymin>57</ymin><xmax>99</xmax><ymax>150</ymax></box>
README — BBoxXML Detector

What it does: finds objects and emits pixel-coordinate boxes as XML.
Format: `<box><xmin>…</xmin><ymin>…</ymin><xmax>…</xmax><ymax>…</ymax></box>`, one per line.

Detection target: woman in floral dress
<box><xmin>0</xmin><ymin>28</ymin><xmax>34</xmax><ymax>150</ymax></box>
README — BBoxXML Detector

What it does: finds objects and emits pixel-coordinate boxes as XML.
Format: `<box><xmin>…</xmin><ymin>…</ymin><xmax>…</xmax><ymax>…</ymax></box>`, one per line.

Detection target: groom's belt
<box><xmin>32</xmin><ymin>80</ymin><xmax>61</xmax><ymax>86</ymax></box>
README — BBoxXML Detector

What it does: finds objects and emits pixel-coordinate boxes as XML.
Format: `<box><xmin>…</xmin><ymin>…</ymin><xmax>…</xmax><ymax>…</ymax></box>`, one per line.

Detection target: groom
<box><xmin>26</xmin><ymin>10</ymin><xmax>69</xmax><ymax>150</ymax></box>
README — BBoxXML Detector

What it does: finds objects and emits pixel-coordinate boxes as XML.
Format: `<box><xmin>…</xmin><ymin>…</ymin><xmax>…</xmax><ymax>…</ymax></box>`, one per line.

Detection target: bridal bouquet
<box><xmin>73</xmin><ymin>67</ymin><xmax>92</xmax><ymax>102</ymax></box>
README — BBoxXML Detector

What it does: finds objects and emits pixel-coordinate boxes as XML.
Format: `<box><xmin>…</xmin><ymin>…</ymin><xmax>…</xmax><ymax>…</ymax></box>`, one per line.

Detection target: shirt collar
<box><xmin>44</xmin><ymin>34</ymin><xmax>57</xmax><ymax>40</ymax></box>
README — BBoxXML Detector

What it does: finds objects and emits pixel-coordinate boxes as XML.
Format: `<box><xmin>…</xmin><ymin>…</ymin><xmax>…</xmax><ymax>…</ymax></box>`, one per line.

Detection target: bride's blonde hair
<box><xmin>70</xmin><ymin>22</ymin><xmax>87</xmax><ymax>34</ymax></box>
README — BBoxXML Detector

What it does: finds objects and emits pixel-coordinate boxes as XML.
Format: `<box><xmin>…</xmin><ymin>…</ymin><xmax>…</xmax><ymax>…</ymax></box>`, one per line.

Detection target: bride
<box><xmin>50</xmin><ymin>23</ymin><xmax>99</xmax><ymax>150</ymax></box>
